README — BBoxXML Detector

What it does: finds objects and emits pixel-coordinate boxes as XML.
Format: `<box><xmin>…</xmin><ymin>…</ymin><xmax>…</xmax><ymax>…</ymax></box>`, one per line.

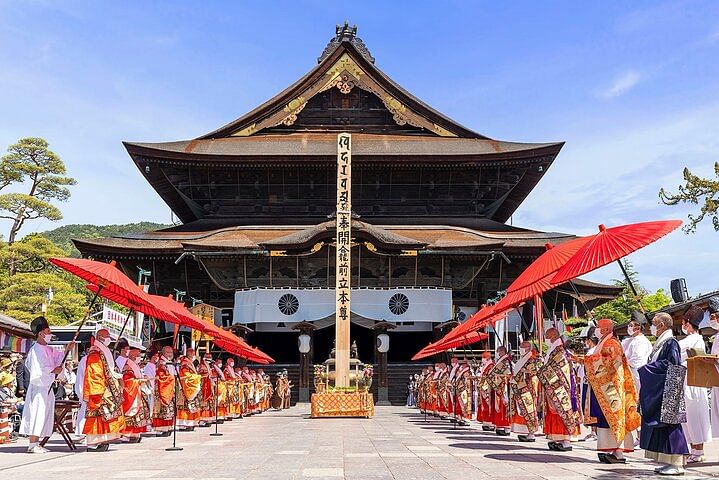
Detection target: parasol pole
<box><xmin>617</xmin><ymin>259</ymin><xmax>646</xmax><ymax>313</ymax></box>
<box><xmin>112</xmin><ymin>308</ymin><xmax>135</xmax><ymax>354</ymax></box>
<box><xmin>50</xmin><ymin>285</ymin><xmax>104</xmax><ymax>393</ymax></box>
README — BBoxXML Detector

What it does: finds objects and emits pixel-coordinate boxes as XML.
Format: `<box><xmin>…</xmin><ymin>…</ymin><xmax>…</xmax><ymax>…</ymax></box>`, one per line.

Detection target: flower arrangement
<box><xmin>313</xmin><ymin>364</ymin><xmax>326</xmax><ymax>389</ymax></box>
<box><xmin>361</xmin><ymin>363</ymin><xmax>373</xmax><ymax>390</ymax></box>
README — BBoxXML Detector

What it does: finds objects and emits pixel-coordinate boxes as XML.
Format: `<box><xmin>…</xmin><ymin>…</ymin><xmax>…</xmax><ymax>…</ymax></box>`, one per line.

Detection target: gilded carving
<box><xmin>233</xmin><ymin>123</ymin><xmax>258</xmax><ymax>137</ymax></box>
<box><xmin>281</xmin><ymin>96</ymin><xmax>307</xmax><ymax>126</ymax></box>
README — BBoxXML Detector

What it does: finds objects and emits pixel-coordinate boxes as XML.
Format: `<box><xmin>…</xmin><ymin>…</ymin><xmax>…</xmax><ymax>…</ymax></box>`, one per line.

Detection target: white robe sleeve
<box><xmin>25</xmin><ymin>344</ymin><xmax>61</xmax><ymax>388</ymax></box>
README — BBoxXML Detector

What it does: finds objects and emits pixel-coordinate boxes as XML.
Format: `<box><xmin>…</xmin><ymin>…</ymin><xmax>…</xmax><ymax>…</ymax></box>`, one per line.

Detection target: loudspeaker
<box><xmin>670</xmin><ymin>278</ymin><xmax>689</xmax><ymax>303</ymax></box>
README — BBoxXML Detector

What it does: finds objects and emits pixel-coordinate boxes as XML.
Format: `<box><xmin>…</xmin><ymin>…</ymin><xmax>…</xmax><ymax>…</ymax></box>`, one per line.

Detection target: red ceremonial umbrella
<box><xmin>551</xmin><ymin>220</ymin><xmax>682</xmax><ymax>298</ymax></box>
<box><xmin>49</xmin><ymin>257</ymin><xmax>155</xmax><ymax>369</ymax></box>
<box><xmin>411</xmin><ymin>330</ymin><xmax>489</xmax><ymax>361</ymax></box>
<box><xmin>50</xmin><ymin>258</ymin><xmax>149</xmax><ymax>306</ymax></box>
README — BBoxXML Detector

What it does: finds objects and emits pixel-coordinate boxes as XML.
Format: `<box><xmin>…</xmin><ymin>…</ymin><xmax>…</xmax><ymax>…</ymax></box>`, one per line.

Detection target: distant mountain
<box><xmin>41</xmin><ymin>222</ymin><xmax>172</xmax><ymax>256</ymax></box>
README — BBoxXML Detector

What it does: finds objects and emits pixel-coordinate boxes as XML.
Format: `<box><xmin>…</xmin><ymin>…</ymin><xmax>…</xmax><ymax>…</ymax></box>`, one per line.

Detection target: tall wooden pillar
<box><xmin>335</xmin><ymin>133</ymin><xmax>352</xmax><ymax>387</ymax></box>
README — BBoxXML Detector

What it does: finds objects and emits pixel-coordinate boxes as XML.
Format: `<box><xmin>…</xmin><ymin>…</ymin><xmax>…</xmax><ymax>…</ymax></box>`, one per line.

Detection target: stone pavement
<box><xmin>1</xmin><ymin>405</ymin><xmax>718</xmax><ymax>479</ymax></box>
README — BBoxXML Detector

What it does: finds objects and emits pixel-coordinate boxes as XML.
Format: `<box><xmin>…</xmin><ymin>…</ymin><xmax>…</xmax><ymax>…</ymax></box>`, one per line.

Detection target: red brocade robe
<box><xmin>489</xmin><ymin>356</ymin><xmax>512</xmax><ymax>428</ymax></box>
<box><xmin>538</xmin><ymin>342</ymin><xmax>580</xmax><ymax>439</ymax></box>
<box><xmin>452</xmin><ymin>367</ymin><xmax>473</xmax><ymax>420</ymax></box>
<box><xmin>176</xmin><ymin>357</ymin><xmax>202</xmax><ymax>427</ymax></box>
<box><xmin>198</xmin><ymin>361</ymin><xmax>214</xmax><ymax>422</ymax></box>
<box><xmin>476</xmin><ymin>361</ymin><xmax>495</xmax><ymax>424</ymax></box>
<box><xmin>83</xmin><ymin>348</ymin><xmax>125</xmax><ymax>445</ymax></box>
<box><xmin>510</xmin><ymin>353</ymin><xmax>541</xmax><ymax>434</ymax></box>
<box><xmin>121</xmin><ymin>358</ymin><xmax>150</xmax><ymax>437</ymax></box>
<box><xmin>152</xmin><ymin>359</ymin><xmax>175</xmax><ymax>431</ymax></box>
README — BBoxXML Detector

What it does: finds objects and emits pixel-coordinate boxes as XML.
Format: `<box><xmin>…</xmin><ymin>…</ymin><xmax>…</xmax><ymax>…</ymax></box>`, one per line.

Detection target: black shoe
<box><xmin>598</xmin><ymin>453</ymin><xmax>608</xmax><ymax>463</ymax></box>
<box><xmin>87</xmin><ymin>443</ymin><xmax>109</xmax><ymax>452</ymax></box>
<box><xmin>128</xmin><ymin>437</ymin><xmax>141</xmax><ymax>444</ymax></box>
<box><xmin>482</xmin><ymin>426</ymin><xmax>495</xmax><ymax>431</ymax></box>
<box><xmin>517</xmin><ymin>435</ymin><xmax>536</xmax><ymax>443</ymax></box>
<box><xmin>547</xmin><ymin>441</ymin><xmax>558</xmax><ymax>451</ymax></box>
<box><xmin>603</xmin><ymin>454</ymin><xmax>626</xmax><ymax>464</ymax></box>
<box><xmin>495</xmin><ymin>429</ymin><xmax>510</xmax><ymax>436</ymax></box>
<box><xmin>555</xmin><ymin>444</ymin><xmax>573</xmax><ymax>452</ymax></box>
<box><xmin>156</xmin><ymin>431</ymin><xmax>172</xmax><ymax>437</ymax></box>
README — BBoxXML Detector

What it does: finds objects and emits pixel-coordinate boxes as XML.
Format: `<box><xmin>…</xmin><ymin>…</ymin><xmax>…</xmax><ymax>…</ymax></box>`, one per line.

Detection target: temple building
<box><xmin>75</xmin><ymin>24</ymin><xmax>618</xmax><ymax>404</ymax></box>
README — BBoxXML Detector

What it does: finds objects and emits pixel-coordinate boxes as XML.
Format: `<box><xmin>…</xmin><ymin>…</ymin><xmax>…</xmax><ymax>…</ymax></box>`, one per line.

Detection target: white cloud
<box><xmin>597</xmin><ymin>71</ymin><xmax>641</xmax><ymax>99</ymax></box>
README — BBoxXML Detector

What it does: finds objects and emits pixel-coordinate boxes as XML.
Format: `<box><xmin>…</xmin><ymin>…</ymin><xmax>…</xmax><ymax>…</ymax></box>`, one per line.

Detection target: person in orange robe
<box><xmin>223</xmin><ymin>358</ymin><xmax>240</xmax><ymax>419</ymax></box>
<box><xmin>198</xmin><ymin>353</ymin><xmax>215</xmax><ymax>425</ymax></box>
<box><xmin>241</xmin><ymin>366</ymin><xmax>255</xmax><ymax>414</ymax></box>
<box><xmin>176</xmin><ymin>348</ymin><xmax>202</xmax><ymax>430</ymax></box>
<box><xmin>117</xmin><ymin>340</ymin><xmax>150</xmax><ymax>442</ymax></box>
<box><xmin>212</xmin><ymin>358</ymin><xmax>228</xmax><ymax>419</ymax></box>
<box><xmin>476</xmin><ymin>352</ymin><xmax>496</xmax><ymax>431</ymax></box>
<box><xmin>152</xmin><ymin>346</ymin><xmax>176</xmax><ymax>436</ymax></box>
<box><xmin>82</xmin><ymin>328</ymin><xmax>125</xmax><ymax>451</ymax></box>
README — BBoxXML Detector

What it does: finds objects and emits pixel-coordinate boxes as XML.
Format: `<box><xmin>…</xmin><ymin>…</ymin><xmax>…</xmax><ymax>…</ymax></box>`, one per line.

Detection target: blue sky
<box><xmin>1</xmin><ymin>1</ymin><xmax>718</xmax><ymax>296</ymax></box>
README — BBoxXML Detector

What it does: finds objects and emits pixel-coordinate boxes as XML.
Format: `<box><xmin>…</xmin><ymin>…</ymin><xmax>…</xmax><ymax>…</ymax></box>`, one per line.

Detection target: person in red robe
<box><xmin>223</xmin><ymin>358</ymin><xmax>240</xmax><ymax>419</ymax></box>
<box><xmin>83</xmin><ymin>328</ymin><xmax>125</xmax><ymax>451</ymax></box>
<box><xmin>118</xmin><ymin>340</ymin><xmax>150</xmax><ymax>443</ymax></box>
<box><xmin>212</xmin><ymin>358</ymin><xmax>228</xmax><ymax>419</ymax></box>
<box><xmin>151</xmin><ymin>346</ymin><xmax>176</xmax><ymax>436</ymax></box>
<box><xmin>198</xmin><ymin>353</ymin><xmax>215</xmax><ymax>425</ymax></box>
<box><xmin>489</xmin><ymin>346</ymin><xmax>512</xmax><ymax>436</ymax></box>
<box><xmin>176</xmin><ymin>348</ymin><xmax>202</xmax><ymax>430</ymax></box>
<box><xmin>476</xmin><ymin>352</ymin><xmax>495</xmax><ymax>431</ymax></box>
<box><xmin>539</xmin><ymin>328</ymin><xmax>580</xmax><ymax>452</ymax></box>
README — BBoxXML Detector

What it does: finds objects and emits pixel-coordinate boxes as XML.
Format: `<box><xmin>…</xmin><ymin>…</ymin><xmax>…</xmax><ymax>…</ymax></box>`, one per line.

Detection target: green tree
<box><xmin>0</xmin><ymin>138</ymin><xmax>76</xmax><ymax>248</ymax></box>
<box><xmin>592</xmin><ymin>261</ymin><xmax>671</xmax><ymax>323</ymax></box>
<box><xmin>0</xmin><ymin>234</ymin><xmax>67</xmax><ymax>275</ymax></box>
<box><xmin>0</xmin><ymin>272</ymin><xmax>87</xmax><ymax>325</ymax></box>
<box><xmin>659</xmin><ymin>163</ymin><xmax>719</xmax><ymax>233</ymax></box>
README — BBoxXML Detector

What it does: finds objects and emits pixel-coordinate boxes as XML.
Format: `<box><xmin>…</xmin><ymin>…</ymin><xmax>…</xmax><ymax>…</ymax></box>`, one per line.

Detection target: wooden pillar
<box><xmin>335</xmin><ymin>133</ymin><xmax>352</xmax><ymax>388</ymax></box>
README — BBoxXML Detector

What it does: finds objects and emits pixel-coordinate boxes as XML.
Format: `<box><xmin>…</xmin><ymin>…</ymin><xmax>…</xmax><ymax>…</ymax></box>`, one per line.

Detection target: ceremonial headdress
<box><xmin>30</xmin><ymin>316</ymin><xmax>49</xmax><ymax>336</ymax></box>
<box><xmin>707</xmin><ymin>296</ymin><xmax>719</xmax><ymax>314</ymax></box>
<box><xmin>683</xmin><ymin>305</ymin><xmax>704</xmax><ymax>328</ymax></box>
<box><xmin>116</xmin><ymin>338</ymin><xmax>130</xmax><ymax>350</ymax></box>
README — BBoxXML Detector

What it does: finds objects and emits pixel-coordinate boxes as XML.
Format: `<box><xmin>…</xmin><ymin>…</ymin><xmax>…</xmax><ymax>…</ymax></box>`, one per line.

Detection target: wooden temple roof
<box><xmin>122</xmin><ymin>25</ymin><xmax>564</xmax><ymax>226</ymax></box>
<box><xmin>73</xmin><ymin>222</ymin><xmax>576</xmax><ymax>257</ymax></box>
<box><xmin>124</xmin><ymin>134</ymin><xmax>561</xmax><ymax>162</ymax></box>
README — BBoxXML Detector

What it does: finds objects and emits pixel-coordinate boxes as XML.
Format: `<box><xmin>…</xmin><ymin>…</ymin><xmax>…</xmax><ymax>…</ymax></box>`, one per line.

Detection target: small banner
<box><xmin>190</xmin><ymin>303</ymin><xmax>217</xmax><ymax>342</ymax></box>
<box><xmin>336</xmin><ymin>132</ymin><xmax>352</xmax><ymax>324</ymax></box>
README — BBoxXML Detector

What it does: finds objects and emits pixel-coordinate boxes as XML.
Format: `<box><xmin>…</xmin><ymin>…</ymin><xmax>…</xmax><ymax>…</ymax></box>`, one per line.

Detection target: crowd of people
<box><xmin>407</xmin><ymin>297</ymin><xmax>719</xmax><ymax>476</ymax></box>
<box><xmin>1</xmin><ymin>316</ymin><xmax>293</xmax><ymax>453</ymax></box>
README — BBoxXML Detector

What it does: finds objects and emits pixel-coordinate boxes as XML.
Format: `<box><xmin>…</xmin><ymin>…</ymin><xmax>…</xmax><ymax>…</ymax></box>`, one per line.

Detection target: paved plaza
<box><xmin>1</xmin><ymin>405</ymin><xmax>718</xmax><ymax>479</ymax></box>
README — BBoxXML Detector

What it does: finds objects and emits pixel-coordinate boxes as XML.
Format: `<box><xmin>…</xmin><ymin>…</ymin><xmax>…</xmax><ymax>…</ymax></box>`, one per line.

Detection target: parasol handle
<box><xmin>112</xmin><ymin>308</ymin><xmax>135</xmax><ymax>355</ymax></box>
<box><xmin>617</xmin><ymin>260</ymin><xmax>646</xmax><ymax>313</ymax></box>
<box><xmin>49</xmin><ymin>285</ymin><xmax>104</xmax><ymax>393</ymax></box>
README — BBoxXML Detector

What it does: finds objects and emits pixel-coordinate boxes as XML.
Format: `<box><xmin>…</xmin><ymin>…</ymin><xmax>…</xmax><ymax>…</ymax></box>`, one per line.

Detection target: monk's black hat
<box><xmin>684</xmin><ymin>305</ymin><xmax>704</xmax><ymax>328</ymax></box>
<box><xmin>30</xmin><ymin>316</ymin><xmax>49</xmax><ymax>336</ymax></box>
<box><xmin>708</xmin><ymin>296</ymin><xmax>719</xmax><ymax>314</ymax></box>
<box><xmin>116</xmin><ymin>338</ymin><xmax>130</xmax><ymax>350</ymax></box>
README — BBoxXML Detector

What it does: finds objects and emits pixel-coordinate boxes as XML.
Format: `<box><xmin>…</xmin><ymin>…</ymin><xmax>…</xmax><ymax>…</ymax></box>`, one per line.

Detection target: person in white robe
<box><xmin>19</xmin><ymin>316</ymin><xmax>74</xmax><ymax>453</ymax></box>
<box><xmin>704</xmin><ymin>298</ymin><xmax>719</xmax><ymax>455</ymax></box>
<box><xmin>679</xmin><ymin>305</ymin><xmax>712</xmax><ymax>464</ymax></box>
<box><xmin>622</xmin><ymin>320</ymin><xmax>652</xmax><ymax>392</ymax></box>
<box><xmin>74</xmin><ymin>351</ymin><xmax>88</xmax><ymax>438</ymax></box>
<box><xmin>142</xmin><ymin>350</ymin><xmax>159</xmax><ymax>431</ymax></box>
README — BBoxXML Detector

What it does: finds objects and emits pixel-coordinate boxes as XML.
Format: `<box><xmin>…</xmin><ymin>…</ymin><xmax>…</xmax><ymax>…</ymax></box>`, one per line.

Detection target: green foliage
<box><xmin>592</xmin><ymin>261</ymin><xmax>671</xmax><ymax>323</ymax></box>
<box><xmin>0</xmin><ymin>235</ymin><xmax>90</xmax><ymax>325</ymax></box>
<box><xmin>40</xmin><ymin>222</ymin><xmax>170</xmax><ymax>257</ymax></box>
<box><xmin>660</xmin><ymin>163</ymin><xmax>719</xmax><ymax>233</ymax></box>
<box><xmin>0</xmin><ymin>137</ymin><xmax>76</xmax><ymax>245</ymax></box>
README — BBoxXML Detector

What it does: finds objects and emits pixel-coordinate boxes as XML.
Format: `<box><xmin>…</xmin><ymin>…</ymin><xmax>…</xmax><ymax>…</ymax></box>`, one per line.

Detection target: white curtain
<box><xmin>233</xmin><ymin>287</ymin><xmax>452</xmax><ymax>324</ymax></box>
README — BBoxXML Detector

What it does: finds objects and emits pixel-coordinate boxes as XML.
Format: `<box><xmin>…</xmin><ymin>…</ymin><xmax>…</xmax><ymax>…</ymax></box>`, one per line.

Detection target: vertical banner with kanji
<box><xmin>335</xmin><ymin>132</ymin><xmax>351</xmax><ymax>388</ymax></box>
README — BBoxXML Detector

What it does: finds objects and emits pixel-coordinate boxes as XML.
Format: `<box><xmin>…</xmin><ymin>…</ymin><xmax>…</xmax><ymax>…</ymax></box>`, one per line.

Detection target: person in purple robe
<box><xmin>638</xmin><ymin>312</ymin><xmax>689</xmax><ymax>476</ymax></box>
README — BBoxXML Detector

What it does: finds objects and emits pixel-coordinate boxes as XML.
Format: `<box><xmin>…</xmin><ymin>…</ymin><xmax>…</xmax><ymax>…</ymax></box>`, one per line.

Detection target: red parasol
<box><xmin>411</xmin><ymin>330</ymin><xmax>489</xmax><ymax>361</ymax></box>
<box><xmin>551</xmin><ymin>220</ymin><xmax>682</xmax><ymax>288</ymax></box>
<box><xmin>50</xmin><ymin>258</ymin><xmax>148</xmax><ymax>306</ymax></box>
